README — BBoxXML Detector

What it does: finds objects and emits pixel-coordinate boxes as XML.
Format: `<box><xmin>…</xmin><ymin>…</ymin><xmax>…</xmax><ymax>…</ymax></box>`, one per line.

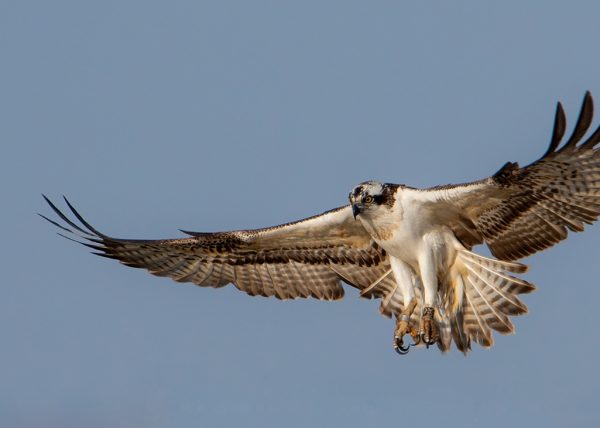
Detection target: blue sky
<box><xmin>2</xmin><ymin>1</ymin><xmax>600</xmax><ymax>427</ymax></box>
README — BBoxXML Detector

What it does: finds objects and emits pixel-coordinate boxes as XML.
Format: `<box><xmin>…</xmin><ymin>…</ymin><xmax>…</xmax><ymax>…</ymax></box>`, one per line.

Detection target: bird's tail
<box><xmin>437</xmin><ymin>249</ymin><xmax>536</xmax><ymax>353</ymax></box>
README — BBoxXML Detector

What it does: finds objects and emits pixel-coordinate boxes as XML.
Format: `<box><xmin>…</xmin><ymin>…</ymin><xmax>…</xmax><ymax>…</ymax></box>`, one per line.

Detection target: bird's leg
<box><xmin>394</xmin><ymin>299</ymin><xmax>417</xmax><ymax>354</ymax></box>
<box><xmin>418</xmin><ymin>246</ymin><xmax>440</xmax><ymax>347</ymax></box>
<box><xmin>389</xmin><ymin>257</ymin><xmax>418</xmax><ymax>355</ymax></box>
<box><xmin>419</xmin><ymin>306</ymin><xmax>439</xmax><ymax>347</ymax></box>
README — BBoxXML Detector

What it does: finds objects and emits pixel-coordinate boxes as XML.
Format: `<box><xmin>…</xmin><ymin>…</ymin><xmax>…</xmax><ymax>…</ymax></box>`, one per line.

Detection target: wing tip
<box><xmin>558</xmin><ymin>91</ymin><xmax>596</xmax><ymax>153</ymax></box>
<box><xmin>542</xmin><ymin>91</ymin><xmax>599</xmax><ymax>157</ymax></box>
<box><xmin>543</xmin><ymin>101</ymin><xmax>567</xmax><ymax>157</ymax></box>
<box><xmin>41</xmin><ymin>195</ymin><xmax>110</xmax><ymax>242</ymax></box>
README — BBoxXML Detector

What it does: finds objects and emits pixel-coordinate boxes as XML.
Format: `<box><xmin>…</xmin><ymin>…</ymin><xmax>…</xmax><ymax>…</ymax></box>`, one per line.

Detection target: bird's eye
<box><xmin>363</xmin><ymin>195</ymin><xmax>374</xmax><ymax>204</ymax></box>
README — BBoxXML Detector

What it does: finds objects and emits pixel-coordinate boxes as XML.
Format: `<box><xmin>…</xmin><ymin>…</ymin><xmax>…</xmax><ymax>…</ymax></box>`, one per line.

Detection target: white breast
<box><xmin>363</xmin><ymin>189</ymin><xmax>456</xmax><ymax>270</ymax></box>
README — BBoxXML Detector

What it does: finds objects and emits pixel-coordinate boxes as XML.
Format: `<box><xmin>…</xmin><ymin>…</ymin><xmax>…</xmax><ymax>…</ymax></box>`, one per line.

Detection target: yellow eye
<box><xmin>364</xmin><ymin>195</ymin><xmax>374</xmax><ymax>204</ymax></box>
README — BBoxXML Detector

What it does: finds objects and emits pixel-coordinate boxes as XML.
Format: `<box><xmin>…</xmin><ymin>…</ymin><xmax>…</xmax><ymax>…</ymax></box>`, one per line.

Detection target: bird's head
<box><xmin>348</xmin><ymin>181</ymin><xmax>398</xmax><ymax>219</ymax></box>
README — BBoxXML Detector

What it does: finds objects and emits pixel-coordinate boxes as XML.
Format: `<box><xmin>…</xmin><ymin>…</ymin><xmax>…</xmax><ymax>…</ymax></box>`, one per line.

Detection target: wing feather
<box><xmin>42</xmin><ymin>197</ymin><xmax>389</xmax><ymax>301</ymax></box>
<box><xmin>419</xmin><ymin>92</ymin><xmax>600</xmax><ymax>260</ymax></box>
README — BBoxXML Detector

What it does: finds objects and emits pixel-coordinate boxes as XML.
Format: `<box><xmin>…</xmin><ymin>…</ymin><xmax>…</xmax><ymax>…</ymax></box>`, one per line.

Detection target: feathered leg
<box><xmin>390</xmin><ymin>257</ymin><xmax>419</xmax><ymax>354</ymax></box>
<box><xmin>418</xmin><ymin>246</ymin><xmax>440</xmax><ymax>346</ymax></box>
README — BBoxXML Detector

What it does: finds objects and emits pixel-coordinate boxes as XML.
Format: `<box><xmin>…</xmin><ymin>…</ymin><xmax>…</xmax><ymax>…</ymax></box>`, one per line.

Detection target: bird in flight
<box><xmin>42</xmin><ymin>92</ymin><xmax>600</xmax><ymax>354</ymax></box>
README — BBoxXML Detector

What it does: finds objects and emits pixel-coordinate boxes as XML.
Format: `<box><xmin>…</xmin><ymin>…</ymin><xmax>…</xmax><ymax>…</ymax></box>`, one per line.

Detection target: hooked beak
<box><xmin>352</xmin><ymin>203</ymin><xmax>361</xmax><ymax>219</ymax></box>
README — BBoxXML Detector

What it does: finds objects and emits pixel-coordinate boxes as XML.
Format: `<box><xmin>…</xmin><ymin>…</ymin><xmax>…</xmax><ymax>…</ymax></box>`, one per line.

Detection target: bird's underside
<box><xmin>42</xmin><ymin>92</ymin><xmax>600</xmax><ymax>355</ymax></box>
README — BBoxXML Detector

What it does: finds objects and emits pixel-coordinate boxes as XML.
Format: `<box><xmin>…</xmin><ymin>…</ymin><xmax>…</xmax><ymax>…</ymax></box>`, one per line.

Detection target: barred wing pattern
<box><xmin>41</xmin><ymin>197</ymin><xmax>400</xmax><ymax>304</ymax></box>
<box><xmin>424</xmin><ymin>92</ymin><xmax>600</xmax><ymax>261</ymax></box>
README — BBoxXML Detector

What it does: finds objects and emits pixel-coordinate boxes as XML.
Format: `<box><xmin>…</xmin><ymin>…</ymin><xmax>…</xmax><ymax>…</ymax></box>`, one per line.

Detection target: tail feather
<box><xmin>462</xmin><ymin>262</ymin><xmax>530</xmax><ymax>315</ymax></box>
<box><xmin>463</xmin><ymin>284</ymin><xmax>494</xmax><ymax>347</ymax></box>
<box><xmin>436</xmin><ymin>310</ymin><xmax>453</xmax><ymax>352</ymax></box>
<box><xmin>447</xmin><ymin>249</ymin><xmax>536</xmax><ymax>350</ymax></box>
<box><xmin>458</xmin><ymin>250</ymin><xmax>528</xmax><ymax>274</ymax></box>
<box><xmin>450</xmin><ymin>309</ymin><xmax>471</xmax><ymax>354</ymax></box>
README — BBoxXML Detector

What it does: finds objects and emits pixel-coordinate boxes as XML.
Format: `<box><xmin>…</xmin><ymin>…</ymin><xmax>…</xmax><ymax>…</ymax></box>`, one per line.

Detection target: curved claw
<box><xmin>412</xmin><ymin>335</ymin><xmax>422</xmax><ymax>346</ymax></box>
<box><xmin>394</xmin><ymin>335</ymin><xmax>422</xmax><ymax>355</ymax></box>
<box><xmin>420</xmin><ymin>332</ymin><xmax>436</xmax><ymax>349</ymax></box>
<box><xmin>395</xmin><ymin>342</ymin><xmax>411</xmax><ymax>355</ymax></box>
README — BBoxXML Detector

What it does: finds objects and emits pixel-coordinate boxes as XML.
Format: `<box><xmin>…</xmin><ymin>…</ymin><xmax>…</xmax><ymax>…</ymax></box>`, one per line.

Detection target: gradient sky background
<box><xmin>2</xmin><ymin>1</ymin><xmax>600</xmax><ymax>427</ymax></box>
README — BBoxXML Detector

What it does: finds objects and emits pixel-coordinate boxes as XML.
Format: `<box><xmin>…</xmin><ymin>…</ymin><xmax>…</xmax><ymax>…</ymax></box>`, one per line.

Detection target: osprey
<box><xmin>42</xmin><ymin>92</ymin><xmax>600</xmax><ymax>354</ymax></box>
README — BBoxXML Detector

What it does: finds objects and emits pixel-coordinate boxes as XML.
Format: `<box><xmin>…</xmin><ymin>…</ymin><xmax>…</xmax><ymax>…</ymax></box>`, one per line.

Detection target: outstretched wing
<box><xmin>41</xmin><ymin>196</ymin><xmax>394</xmax><ymax>302</ymax></box>
<box><xmin>419</xmin><ymin>91</ymin><xmax>600</xmax><ymax>261</ymax></box>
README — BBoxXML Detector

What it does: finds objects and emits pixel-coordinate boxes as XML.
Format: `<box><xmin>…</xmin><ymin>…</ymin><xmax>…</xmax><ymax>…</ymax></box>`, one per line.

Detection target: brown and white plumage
<box><xmin>42</xmin><ymin>201</ymin><xmax>393</xmax><ymax>301</ymax></box>
<box><xmin>42</xmin><ymin>92</ymin><xmax>600</xmax><ymax>354</ymax></box>
<box><xmin>422</xmin><ymin>91</ymin><xmax>600</xmax><ymax>260</ymax></box>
